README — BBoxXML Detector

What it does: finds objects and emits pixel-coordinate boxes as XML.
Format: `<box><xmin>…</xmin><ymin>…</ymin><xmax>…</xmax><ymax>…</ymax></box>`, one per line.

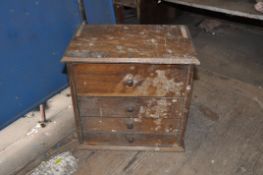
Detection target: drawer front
<box><xmin>78</xmin><ymin>96</ymin><xmax>184</xmax><ymax>119</ymax></box>
<box><xmin>72</xmin><ymin>63</ymin><xmax>189</xmax><ymax>97</ymax></box>
<box><xmin>81</xmin><ymin>117</ymin><xmax>183</xmax><ymax>135</ymax></box>
<box><xmin>83</xmin><ymin>132</ymin><xmax>182</xmax><ymax>149</ymax></box>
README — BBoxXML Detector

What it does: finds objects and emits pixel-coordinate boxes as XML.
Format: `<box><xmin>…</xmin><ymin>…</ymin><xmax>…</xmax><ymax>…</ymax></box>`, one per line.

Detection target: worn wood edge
<box><xmin>82</xmin><ymin>128</ymin><xmax>183</xmax><ymax>136</ymax></box>
<box><xmin>67</xmin><ymin>64</ymin><xmax>84</xmax><ymax>143</ymax></box>
<box><xmin>61</xmin><ymin>56</ymin><xmax>200</xmax><ymax>65</ymax></box>
<box><xmin>80</xmin><ymin>115</ymin><xmax>184</xmax><ymax>119</ymax></box>
<box><xmin>179</xmin><ymin>65</ymin><xmax>194</xmax><ymax>148</ymax></box>
<box><xmin>78</xmin><ymin>144</ymin><xmax>184</xmax><ymax>152</ymax></box>
<box><xmin>165</xmin><ymin>0</ymin><xmax>263</xmax><ymax>20</ymax></box>
<box><xmin>75</xmin><ymin>22</ymin><xmax>86</xmax><ymax>37</ymax></box>
<box><xmin>77</xmin><ymin>95</ymin><xmax>185</xmax><ymax>98</ymax></box>
<box><xmin>76</xmin><ymin>93</ymin><xmax>187</xmax><ymax>97</ymax></box>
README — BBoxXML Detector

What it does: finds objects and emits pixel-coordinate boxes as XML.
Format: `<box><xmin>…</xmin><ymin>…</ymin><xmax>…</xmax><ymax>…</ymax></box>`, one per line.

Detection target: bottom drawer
<box><xmin>79</xmin><ymin>117</ymin><xmax>186</xmax><ymax>151</ymax></box>
<box><xmin>82</xmin><ymin>132</ymin><xmax>184</xmax><ymax>151</ymax></box>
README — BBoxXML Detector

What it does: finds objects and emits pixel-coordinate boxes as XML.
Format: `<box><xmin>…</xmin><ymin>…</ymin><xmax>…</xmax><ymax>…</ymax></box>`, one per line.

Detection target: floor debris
<box><xmin>30</xmin><ymin>152</ymin><xmax>78</xmax><ymax>175</ymax></box>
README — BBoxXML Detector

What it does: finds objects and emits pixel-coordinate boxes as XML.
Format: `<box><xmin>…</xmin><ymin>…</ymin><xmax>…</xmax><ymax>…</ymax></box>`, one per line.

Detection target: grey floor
<box><xmin>25</xmin><ymin>12</ymin><xmax>263</xmax><ymax>175</ymax></box>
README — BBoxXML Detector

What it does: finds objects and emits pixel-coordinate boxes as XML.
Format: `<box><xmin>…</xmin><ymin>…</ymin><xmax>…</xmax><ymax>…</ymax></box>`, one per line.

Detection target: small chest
<box><xmin>62</xmin><ymin>25</ymin><xmax>199</xmax><ymax>151</ymax></box>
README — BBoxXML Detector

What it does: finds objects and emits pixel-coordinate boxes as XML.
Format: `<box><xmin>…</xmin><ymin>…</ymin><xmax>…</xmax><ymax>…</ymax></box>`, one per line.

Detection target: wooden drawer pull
<box><xmin>123</xmin><ymin>74</ymin><xmax>134</xmax><ymax>87</ymax></box>
<box><xmin>124</xmin><ymin>119</ymin><xmax>134</xmax><ymax>129</ymax></box>
<box><xmin>126</xmin><ymin>136</ymin><xmax>135</xmax><ymax>143</ymax></box>
<box><xmin>126</xmin><ymin>106</ymin><xmax>134</xmax><ymax>112</ymax></box>
<box><xmin>125</xmin><ymin>79</ymin><xmax>134</xmax><ymax>87</ymax></box>
<box><xmin>126</xmin><ymin>122</ymin><xmax>134</xmax><ymax>129</ymax></box>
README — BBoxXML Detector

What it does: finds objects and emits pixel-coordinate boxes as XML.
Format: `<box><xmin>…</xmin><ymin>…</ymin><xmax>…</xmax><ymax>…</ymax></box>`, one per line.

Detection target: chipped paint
<box><xmin>116</xmin><ymin>45</ymin><xmax>124</xmax><ymax>50</ymax></box>
<box><xmin>136</xmin><ymin>70</ymin><xmax>183</xmax><ymax>96</ymax></box>
<box><xmin>138</xmin><ymin>99</ymin><xmax>170</xmax><ymax>119</ymax></box>
<box><xmin>166</xmin><ymin>49</ymin><xmax>173</xmax><ymax>54</ymax></box>
<box><xmin>180</xmin><ymin>26</ymin><xmax>188</xmax><ymax>38</ymax></box>
<box><xmin>186</xmin><ymin>85</ymin><xmax>191</xmax><ymax>91</ymax></box>
<box><xmin>172</xmin><ymin>99</ymin><xmax>177</xmax><ymax>103</ymax></box>
<box><xmin>117</xmin><ymin>69</ymin><xmax>184</xmax><ymax>96</ymax></box>
<box><xmin>133</xmin><ymin>118</ymin><xmax>142</xmax><ymax>123</ymax></box>
<box><xmin>154</xmin><ymin>118</ymin><xmax>163</xmax><ymax>131</ymax></box>
<box><xmin>129</xmin><ymin>66</ymin><xmax>135</xmax><ymax>70</ymax></box>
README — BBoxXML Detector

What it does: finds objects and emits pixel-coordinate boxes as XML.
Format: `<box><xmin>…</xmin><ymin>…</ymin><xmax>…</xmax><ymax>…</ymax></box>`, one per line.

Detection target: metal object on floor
<box><xmin>39</xmin><ymin>103</ymin><xmax>50</xmax><ymax>128</ymax></box>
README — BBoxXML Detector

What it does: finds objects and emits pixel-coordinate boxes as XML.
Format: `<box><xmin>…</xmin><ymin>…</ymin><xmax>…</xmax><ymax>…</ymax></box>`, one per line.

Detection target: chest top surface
<box><xmin>62</xmin><ymin>25</ymin><xmax>199</xmax><ymax>65</ymax></box>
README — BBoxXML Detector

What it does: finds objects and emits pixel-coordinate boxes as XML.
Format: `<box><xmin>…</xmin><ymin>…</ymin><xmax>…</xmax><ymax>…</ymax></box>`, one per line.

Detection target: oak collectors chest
<box><xmin>62</xmin><ymin>25</ymin><xmax>199</xmax><ymax>151</ymax></box>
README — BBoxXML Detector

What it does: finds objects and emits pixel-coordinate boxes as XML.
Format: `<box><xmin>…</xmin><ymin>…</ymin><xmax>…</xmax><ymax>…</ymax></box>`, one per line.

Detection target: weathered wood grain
<box><xmin>82</xmin><ymin>132</ymin><xmax>183</xmax><ymax>151</ymax></box>
<box><xmin>73</xmin><ymin>63</ymin><xmax>189</xmax><ymax>97</ymax></box>
<box><xmin>78</xmin><ymin>96</ymin><xmax>184</xmax><ymax>118</ymax></box>
<box><xmin>62</xmin><ymin>25</ymin><xmax>199</xmax><ymax>64</ymax></box>
<box><xmin>81</xmin><ymin>117</ymin><xmax>182</xmax><ymax>135</ymax></box>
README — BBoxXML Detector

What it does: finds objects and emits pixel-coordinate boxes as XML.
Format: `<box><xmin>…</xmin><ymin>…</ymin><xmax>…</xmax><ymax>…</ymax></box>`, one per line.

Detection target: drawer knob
<box><xmin>126</xmin><ymin>79</ymin><xmax>134</xmax><ymax>87</ymax></box>
<box><xmin>126</xmin><ymin>106</ymin><xmax>134</xmax><ymax>112</ymax></box>
<box><xmin>125</xmin><ymin>118</ymin><xmax>134</xmax><ymax>129</ymax></box>
<box><xmin>126</xmin><ymin>136</ymin><xmax>134</xmax><ymax>143</ymax></box>
<box><xmin>126</xmin><ymin>122</ymin><xmax>134</xmax><ymax>129</ymax></box>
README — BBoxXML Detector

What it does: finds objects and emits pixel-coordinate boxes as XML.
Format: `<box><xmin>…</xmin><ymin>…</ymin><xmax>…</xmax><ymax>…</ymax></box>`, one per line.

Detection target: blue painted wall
<box><xmin>83</xmin><ymin>0</ymin><xmax>116</xmax><ymax>24</ymax></box>
<box><xmin>0</xmin><ymin>0</ymin><xmax>82</xmax><ymax>129</ymax></box>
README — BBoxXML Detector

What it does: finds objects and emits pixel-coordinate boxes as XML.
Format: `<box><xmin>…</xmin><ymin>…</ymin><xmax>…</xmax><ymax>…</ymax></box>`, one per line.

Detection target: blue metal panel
<box><xmin>0</xmin><ymin>0</ymin><xmax>82</xmax><ymax>129</ymax></box>
<box><xmin>83</xmin><ymin>0</ymin><xmax>116</xmax><ymax>24</ymax></box>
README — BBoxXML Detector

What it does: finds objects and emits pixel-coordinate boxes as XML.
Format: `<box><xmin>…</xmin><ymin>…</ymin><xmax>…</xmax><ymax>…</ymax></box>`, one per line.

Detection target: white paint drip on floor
<box><xmin>31</xmin><ymin>152</ymin><xmax>78</xmax><ymax>175</ymax></box>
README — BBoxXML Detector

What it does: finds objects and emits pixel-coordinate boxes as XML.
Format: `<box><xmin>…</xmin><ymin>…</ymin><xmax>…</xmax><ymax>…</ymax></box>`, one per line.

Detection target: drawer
<box><xmin>78</xmin><ymin>96</ymin><xmax>184</xmax><ymax>118</ymax></box>
<box><xmin>83</xmin><ymin>132</ymin><xmax>183</xmax><ymax>151</ymax></box>
<box><xmin>72</xmin><ymin>63</ymin><xmax>189</xmax><ymax>97</ymax></box>
<box><xmin>81</xmin><ymin>117</ymin><xmax>183</xmax><ymax>135</ymax></box>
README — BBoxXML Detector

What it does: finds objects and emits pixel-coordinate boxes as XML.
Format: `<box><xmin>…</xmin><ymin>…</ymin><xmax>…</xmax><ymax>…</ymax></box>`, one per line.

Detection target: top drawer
<box><xmin>71</xmin><ymin>63</ymin><xmax>190</xmax><ymax>97</ymax></box>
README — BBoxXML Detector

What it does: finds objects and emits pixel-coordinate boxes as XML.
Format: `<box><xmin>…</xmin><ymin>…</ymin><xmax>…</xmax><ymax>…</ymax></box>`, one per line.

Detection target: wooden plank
<box><xmin>72</xmin><ymin>63</ymin><xmax>189</xmax><ymax>97</ymax></box>
<box><xmin>67</xmin><ymin>64</ymin><xmax>84</xmax><ymax>143</ymax></box>
<box><xmin>62</xmin><ymin>25</ymin><xmax>199</xmax><ymax>64</ymax></box>
<box><xmin>79</xmin><ymin>144</ymin><xmax>184</xmax><ymax>151</ymax></box>
<box><xmin>165</xmin><ymin>0</ymin><xmax>263</xmax><ymax>20</ymax></box>
<box><xmin>178</xmin><ymin>65</ymin><xmax>194</xmax><ymax>146</ymax></box>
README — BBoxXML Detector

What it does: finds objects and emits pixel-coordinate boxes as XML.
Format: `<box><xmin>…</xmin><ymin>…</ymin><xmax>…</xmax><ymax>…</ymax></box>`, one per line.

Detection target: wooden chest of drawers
<box><xmin>62</xmin><ymin>25</ymin><xmax>199</xmax><ymax>151</ymax></box>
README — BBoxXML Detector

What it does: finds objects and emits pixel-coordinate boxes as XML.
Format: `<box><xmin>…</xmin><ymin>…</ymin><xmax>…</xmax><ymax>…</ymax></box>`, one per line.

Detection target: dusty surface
<box><xmin>119</xmin><ymin>69</ymin><xmax>185</xmax><ymax>96</ymax></box>
<box><xmin>63</xmin><ymin>25</ymin><xmax>199</xmax><ymax>64</ymax></box>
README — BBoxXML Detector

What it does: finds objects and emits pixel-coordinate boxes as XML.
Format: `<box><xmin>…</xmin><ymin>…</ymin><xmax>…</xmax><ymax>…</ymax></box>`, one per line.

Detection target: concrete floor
<box><xmin>0</xmin><ymin>89</ymin><xmax>74</xmax><ymax>175</ymax></box>
<box><xmin>1</xmin><ymin>11</ymin><xmax>263</xmax><ymax>175</ymax></box>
